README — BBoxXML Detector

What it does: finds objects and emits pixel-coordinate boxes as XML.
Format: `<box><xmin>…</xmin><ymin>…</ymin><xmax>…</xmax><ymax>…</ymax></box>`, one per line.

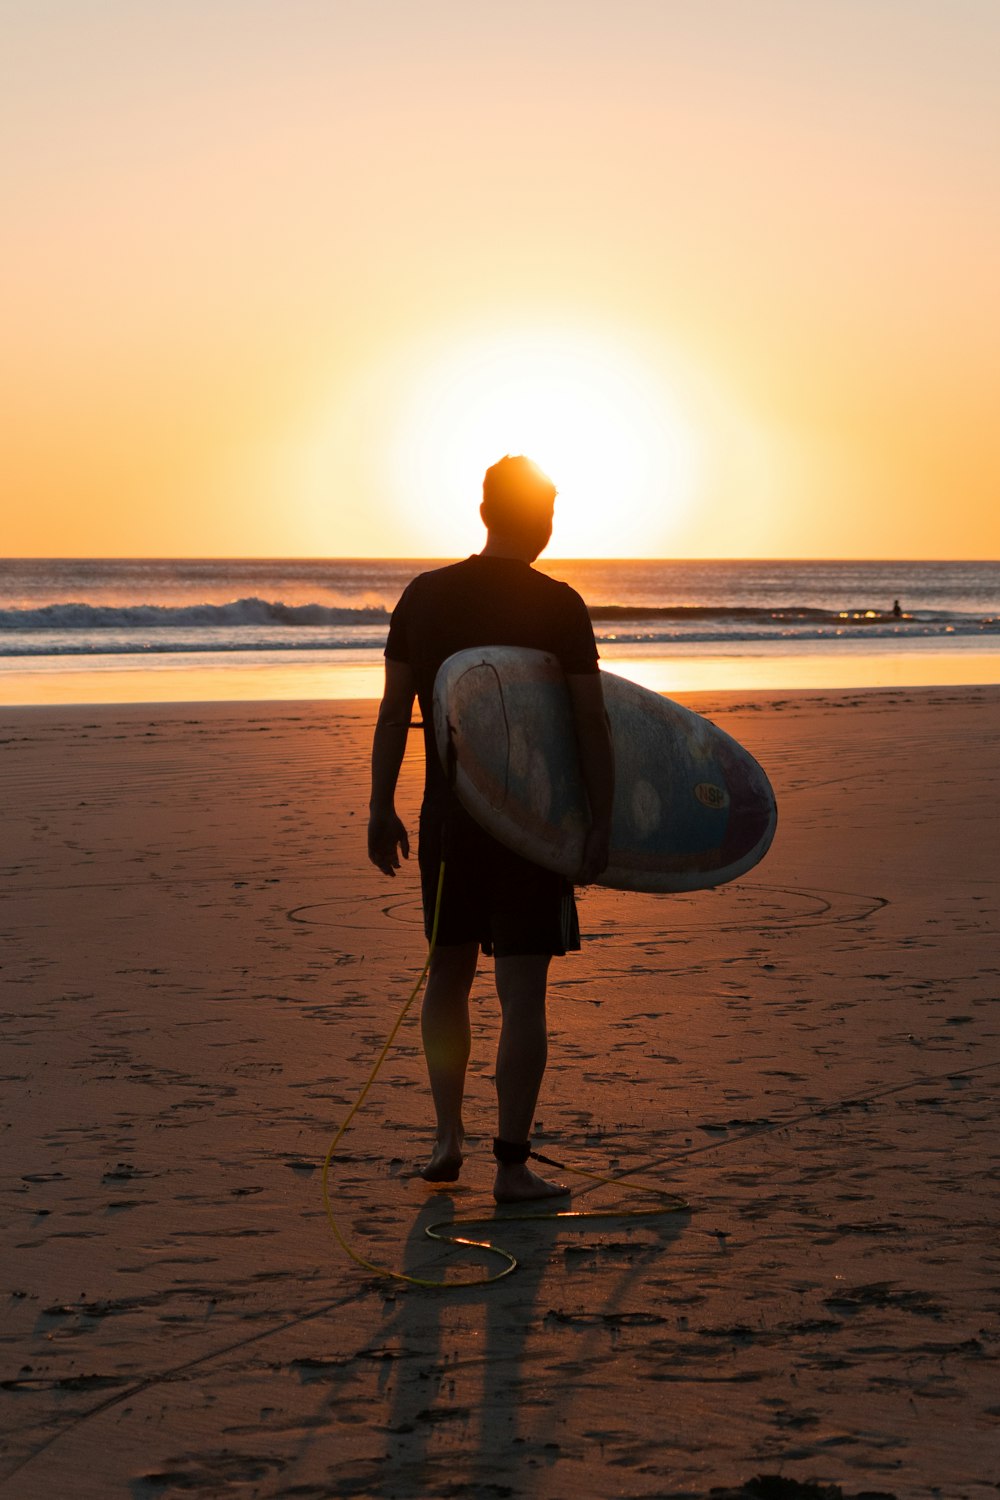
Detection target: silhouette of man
<box><xmin>368</xmin><ymin>456</ymin><xmax>614</xmax><ymax>1202</ymax></box>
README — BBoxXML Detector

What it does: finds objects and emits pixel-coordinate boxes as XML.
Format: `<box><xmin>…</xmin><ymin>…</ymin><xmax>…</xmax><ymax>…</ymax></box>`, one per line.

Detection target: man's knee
<box><xmin>495</xmin><ymin>953</ymin><xmax>551</xmax><ymax>1009</ymax></box>
<box><xmin>428</xmin><ymin>941</ymin><xmax>478</xmax><ymax>989</ymax></box>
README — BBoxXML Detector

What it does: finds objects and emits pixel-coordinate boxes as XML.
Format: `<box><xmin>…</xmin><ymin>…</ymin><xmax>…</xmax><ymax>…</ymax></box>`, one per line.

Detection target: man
<box><xmin>367</xmin><ymin>455</ymin><xmax>614</xmax><ymax>1203</ymax></box>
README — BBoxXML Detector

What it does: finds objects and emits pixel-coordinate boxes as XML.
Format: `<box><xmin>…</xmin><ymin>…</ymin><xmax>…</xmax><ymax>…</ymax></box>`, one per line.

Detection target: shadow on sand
<box><xmin>373</xmin><ymin>1184</ymin><xmax>691</xmax><ymax>1496</ymax></box>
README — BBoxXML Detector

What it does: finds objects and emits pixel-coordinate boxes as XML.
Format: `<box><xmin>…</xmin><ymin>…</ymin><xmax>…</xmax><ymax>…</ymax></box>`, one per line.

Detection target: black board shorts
<box><xmin>418</xmin><ymin>799</ymin><xmax>580</xmax><ymax>958</ymax></box>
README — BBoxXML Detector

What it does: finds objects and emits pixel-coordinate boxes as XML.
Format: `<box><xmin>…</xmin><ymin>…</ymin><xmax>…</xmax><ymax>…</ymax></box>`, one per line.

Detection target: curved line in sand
<box><xmin>285</xmin><ymin>883</ymin><xmax>890</xmax><ymax>935</ymax></box>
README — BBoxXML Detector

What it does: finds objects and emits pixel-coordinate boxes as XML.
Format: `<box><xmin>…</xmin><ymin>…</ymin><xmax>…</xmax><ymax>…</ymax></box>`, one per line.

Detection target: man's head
<box><xmin>480</xmin><ymin>455</ymin><xmax>556</xmax><ymax>561</ymax></box>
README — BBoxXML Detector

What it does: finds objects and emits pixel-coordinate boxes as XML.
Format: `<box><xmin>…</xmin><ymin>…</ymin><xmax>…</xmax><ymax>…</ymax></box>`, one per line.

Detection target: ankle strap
<box><xmin>492</xmin><ymin>1137</ymin><xmax>531</xmax><ymax>1166</ymax></box>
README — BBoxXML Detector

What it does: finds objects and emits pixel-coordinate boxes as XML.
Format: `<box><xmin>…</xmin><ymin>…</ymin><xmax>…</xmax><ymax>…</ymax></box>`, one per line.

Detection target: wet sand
<box><xmin>1</xmin><ymin>688</ymin><xmax>998</xmax><ymax>1498</ymax></box>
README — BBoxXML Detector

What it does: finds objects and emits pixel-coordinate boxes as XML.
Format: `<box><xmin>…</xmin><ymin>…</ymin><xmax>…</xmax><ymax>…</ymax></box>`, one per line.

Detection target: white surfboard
<box><xmin>433</xmin><ymin>647</ymin><xmax>777</xmax><ymax>893</ymax></box>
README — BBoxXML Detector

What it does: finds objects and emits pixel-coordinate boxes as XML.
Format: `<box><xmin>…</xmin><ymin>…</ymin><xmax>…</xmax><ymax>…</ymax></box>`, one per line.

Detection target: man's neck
<box><xmin>479</xmin><ymin>536</ymin><xmax>542</xmax><ymax>565</ymax></box>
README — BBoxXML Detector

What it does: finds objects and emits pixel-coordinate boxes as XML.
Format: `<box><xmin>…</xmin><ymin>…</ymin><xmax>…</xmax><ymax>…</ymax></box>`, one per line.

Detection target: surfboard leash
<box><xmin>321</xmin><ymin>861</ymin><xmax>689</xmax><ymax>1290</ymax></box>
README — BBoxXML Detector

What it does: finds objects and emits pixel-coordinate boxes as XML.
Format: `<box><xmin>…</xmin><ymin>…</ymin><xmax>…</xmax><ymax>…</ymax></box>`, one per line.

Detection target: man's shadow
<box><xmin>376</xmin><ymin>1177</ymin><xmax>690</xmax><ymax>1496</ymax></box>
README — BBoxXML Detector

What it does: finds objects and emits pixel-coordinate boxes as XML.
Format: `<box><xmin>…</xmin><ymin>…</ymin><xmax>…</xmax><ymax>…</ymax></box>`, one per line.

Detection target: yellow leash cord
<box><xmin>322</xmin><ymin>860</ymin><xmax>689</xmax><ymax>1289</ymax></box>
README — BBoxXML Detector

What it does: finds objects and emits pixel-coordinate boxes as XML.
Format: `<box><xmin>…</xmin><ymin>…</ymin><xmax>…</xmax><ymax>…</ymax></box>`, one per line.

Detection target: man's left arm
<box><xmin>566</xmin><ymin>671</ymin><xmax>615</xmax><ymax>884</ymax></box>
<box><xmin>368</xmin><ymin>658</ymin><xmax>416</xmax><ymax>876</ymax></box>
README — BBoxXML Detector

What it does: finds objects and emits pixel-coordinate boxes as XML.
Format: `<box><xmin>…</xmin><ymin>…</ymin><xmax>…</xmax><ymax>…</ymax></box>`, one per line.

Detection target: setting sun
<box><xmin>384</xmin><ymin>328</ymin><xmax>701</xmax><ymax>558</ymax></box>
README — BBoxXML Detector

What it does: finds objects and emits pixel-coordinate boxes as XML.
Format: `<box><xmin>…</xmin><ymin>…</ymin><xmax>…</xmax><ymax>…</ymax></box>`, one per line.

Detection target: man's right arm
<box><xmin>566</xmin><ymin>671</ymin><xmax>615</xmax><ymax>884</ymax></box>
<box><xmin>368</xmin><ymin>658</ymin><xmax>416</xmax><ymax>876</ymax></box>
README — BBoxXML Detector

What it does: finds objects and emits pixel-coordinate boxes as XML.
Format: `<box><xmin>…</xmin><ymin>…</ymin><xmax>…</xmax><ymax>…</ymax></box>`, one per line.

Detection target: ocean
<box><xmin>1</xmin><ymin>558</ymin><xmax>997</xmax><ymax>705</ymax></box>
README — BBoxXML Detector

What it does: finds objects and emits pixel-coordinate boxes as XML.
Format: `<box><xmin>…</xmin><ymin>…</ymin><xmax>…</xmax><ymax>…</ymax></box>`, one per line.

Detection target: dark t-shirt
<box><xmin>385</xmin><ymin>553</ymin><xmax>599</xmax><ymax>806</ymax></box>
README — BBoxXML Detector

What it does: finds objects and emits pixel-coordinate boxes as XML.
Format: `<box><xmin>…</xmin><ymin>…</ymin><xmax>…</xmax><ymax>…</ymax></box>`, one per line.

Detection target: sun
<box><xmin>387</xmin><ymin>326</ymin><xmax>701</xmax><ymax>557</ymax></box>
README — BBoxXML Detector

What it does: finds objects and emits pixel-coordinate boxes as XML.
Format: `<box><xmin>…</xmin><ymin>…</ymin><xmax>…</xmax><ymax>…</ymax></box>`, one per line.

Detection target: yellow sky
<box><xmin>3</xmin><ymin>2</ymin><xmax>998</xmax><ymax>558</ymax></box>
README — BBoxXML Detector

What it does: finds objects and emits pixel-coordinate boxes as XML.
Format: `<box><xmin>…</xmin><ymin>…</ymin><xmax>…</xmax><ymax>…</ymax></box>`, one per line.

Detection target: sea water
<box><xmin>1</xmin><ymin>558</ymin><xmax>997</xmax><ymax>704</ymax></box>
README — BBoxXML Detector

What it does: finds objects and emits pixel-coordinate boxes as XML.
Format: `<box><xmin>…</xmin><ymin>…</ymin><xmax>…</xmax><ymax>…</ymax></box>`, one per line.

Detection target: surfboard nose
<box><xmin>715</xmin><ymin>739</ymin><xmax>777</xmax><ymax>867</ymax></box>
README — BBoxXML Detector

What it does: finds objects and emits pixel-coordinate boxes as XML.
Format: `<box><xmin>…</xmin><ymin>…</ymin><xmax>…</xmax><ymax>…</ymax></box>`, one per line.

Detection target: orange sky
<box><xmin>3</xmin><ymin>3</ymin><xmax>998</xmax><ymax>559</ymax></box>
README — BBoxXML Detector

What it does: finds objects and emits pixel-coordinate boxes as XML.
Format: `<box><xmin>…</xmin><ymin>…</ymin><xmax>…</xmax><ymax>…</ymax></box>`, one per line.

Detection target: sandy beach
<box><xmin>1</xmin><ymin>686</ymin><xmax>998</xmax><ymax>1499</ymax></box>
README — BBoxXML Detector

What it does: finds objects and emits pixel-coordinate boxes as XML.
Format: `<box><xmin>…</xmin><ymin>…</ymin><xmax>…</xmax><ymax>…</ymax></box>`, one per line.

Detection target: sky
<box><xmin>3</xmin><ymin>1</ymin><xmax>998</xmax><ymax>559</ymax></box>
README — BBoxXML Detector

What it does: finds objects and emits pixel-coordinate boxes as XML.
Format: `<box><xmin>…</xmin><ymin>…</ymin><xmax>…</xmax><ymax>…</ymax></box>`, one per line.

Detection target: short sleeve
<box><xmin>556</xmin><ymin>585</ymin><xmax>600</xmax><ymax>675</ymax></box>
<box><xmin>384</xmin><ymin>582</ymin><xmax>413</xmax><ymax>663</ymax></box>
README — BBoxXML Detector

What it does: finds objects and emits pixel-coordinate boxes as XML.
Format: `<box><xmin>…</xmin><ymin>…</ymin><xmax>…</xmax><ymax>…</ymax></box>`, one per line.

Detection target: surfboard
<box><xmin>432</xmin><ymin>646</ymin><xmax>777</xmax><ymax>893</ymax></box>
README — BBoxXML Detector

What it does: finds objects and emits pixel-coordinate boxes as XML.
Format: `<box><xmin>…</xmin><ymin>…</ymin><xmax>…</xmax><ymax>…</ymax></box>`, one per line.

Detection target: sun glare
<box><xmin>387</xmin><ymin>328</ymin><xmax>700</xmax><ymax>557</ymax></box>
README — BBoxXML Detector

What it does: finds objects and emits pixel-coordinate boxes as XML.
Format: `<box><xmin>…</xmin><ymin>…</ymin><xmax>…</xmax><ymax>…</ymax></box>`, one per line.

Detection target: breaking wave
<box><xmin>0</xmin><ymin>597</ymin><xmax>390</xmax><ymax>631</ymax></box>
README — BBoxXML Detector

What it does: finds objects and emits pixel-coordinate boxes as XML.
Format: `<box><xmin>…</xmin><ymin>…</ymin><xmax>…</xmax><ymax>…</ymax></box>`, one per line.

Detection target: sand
<box><xmin>1</xmin><ymin>687</ymin><xmax>998</xmax><ymax>1499</ymax></box>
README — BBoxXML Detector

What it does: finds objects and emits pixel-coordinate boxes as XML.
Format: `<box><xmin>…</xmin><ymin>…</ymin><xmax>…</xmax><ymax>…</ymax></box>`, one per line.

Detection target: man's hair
<box><xmin>481</xmin><ymin>455</ymin><xmax>556</xmax><ymax>536</ymax></box>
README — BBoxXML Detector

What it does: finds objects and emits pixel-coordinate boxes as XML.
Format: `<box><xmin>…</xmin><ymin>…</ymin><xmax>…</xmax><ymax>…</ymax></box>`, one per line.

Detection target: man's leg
<box><xmin>492</xmin><ymin>954</ymin><xmax>568</xmax><ymax>1203</ymax></box>
<box><xmin>419</xmin><ymin>941</ymin><xmax>478</xmax><ymax>1181</ymax></box>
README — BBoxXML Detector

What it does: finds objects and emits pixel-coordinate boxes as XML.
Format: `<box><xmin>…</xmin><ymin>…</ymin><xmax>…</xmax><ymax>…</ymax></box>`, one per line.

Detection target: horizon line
<box><xmin>2</xmin><ymin>555</ymin><xmax>998</xmax><ymax>566</ymax></box>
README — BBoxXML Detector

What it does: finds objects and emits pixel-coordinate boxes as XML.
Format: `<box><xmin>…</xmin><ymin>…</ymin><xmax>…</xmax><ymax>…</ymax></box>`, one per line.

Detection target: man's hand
<box><xmin>576</xmin><ymin>819</ymin><xmax>611</xmax><ymax>886</ymax></box>
<box><xmin>368</xmin><ymin>808</ymin><xmax>410</xmax><ymax>876</ymax></box>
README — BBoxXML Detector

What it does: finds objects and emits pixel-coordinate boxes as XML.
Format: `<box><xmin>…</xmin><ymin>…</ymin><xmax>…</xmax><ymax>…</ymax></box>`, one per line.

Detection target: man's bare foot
<box><xmin>420</xmin><ymin>1138</ymin><xmax>463</xmax><ymax>1183</ymax></box>
<box><xmin>493</xmin><ymin>1163</ymin><xmax>570</xmax><ymax>1204</ymax></box>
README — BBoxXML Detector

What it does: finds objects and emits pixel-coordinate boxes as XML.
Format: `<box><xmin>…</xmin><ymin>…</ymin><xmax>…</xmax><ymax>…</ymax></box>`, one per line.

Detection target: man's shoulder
<box><xmin>405</xmin><ymin>557</ymin><xmax>477</xmax><ymax>593</ymax></box>
<box><xmin>392</xmin><ymin>558</ymin><xmax>470</xmax><ymax>610</ymax></box>
<box><xmin>530</xmin><ymin>568</ymin><xmax>588</xmax><ymax>611</ymax></box>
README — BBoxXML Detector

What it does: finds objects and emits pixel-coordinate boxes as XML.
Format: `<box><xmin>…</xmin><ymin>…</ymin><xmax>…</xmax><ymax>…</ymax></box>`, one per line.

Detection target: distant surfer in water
<box><xmin>367</xmin><ymin>456</ymin><xmax>614</xmax><ymax>1202</ymax></box>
